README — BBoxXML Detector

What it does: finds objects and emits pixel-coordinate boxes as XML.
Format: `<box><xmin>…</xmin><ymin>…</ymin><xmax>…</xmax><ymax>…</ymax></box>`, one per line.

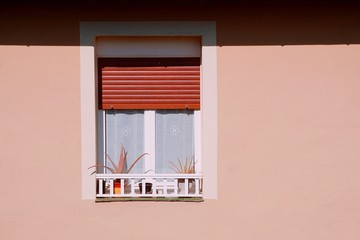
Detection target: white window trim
<box><xmin>100</xmin><ymin>109</ymin><xmax>200</xmax><ymax>175</ymax></box>
<box><xmin>144</xmin><ymin>110</ymin><xmax>156</xmax><ymax>173</ymax></box>
<box><xmin>80</xmin><ymin>21</ymin><xmax>217</xmax><ymax>200</ymax></box>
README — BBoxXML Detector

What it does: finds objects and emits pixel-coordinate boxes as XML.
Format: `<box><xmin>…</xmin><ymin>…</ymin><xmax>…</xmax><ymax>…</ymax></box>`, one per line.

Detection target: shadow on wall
<box><xmin>0</xmin><ymin>2</ymin><xmax>360</xmax><ymax>46</ymax></box>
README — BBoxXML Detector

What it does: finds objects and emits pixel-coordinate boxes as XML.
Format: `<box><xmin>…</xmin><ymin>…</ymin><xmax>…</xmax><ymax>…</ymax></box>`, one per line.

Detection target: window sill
<box><xmin>95</xmin><ymin>197</ymin><xmax>204</xmax><ymax>203</ymax></box>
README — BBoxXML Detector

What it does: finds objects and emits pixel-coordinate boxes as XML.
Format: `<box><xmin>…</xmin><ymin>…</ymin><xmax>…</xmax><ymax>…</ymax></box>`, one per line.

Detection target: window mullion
<box><xmin>144</xmin><ymin>110</ymin><xmax>156</xmax><ymax>173</ymax></box>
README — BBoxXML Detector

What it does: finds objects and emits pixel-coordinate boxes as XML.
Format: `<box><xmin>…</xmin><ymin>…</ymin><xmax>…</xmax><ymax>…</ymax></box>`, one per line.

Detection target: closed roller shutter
<box><xmin>98</xmin><ymin>58</ymin><xmax>201</xmax><ymax>110</ymax></box>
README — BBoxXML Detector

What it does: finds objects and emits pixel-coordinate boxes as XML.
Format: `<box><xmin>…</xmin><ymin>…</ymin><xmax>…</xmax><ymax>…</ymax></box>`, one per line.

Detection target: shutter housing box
<box><xmin>98</xmin><ymin>58</ymin><xmax>201</xmax><ymax>110</ymax></box>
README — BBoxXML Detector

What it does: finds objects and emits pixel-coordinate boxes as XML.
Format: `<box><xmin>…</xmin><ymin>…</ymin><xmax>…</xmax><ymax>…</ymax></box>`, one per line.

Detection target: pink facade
<box><xmin>1</xmin><ymin>3</ymin><xmax>360</xmax><ymax>240</ymax></box>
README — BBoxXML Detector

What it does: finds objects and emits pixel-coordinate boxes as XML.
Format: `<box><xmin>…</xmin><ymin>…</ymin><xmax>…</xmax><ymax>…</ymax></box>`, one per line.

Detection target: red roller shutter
<box><xmin>98</xmin><ymin>58</ymin><xmax>201</xmax><ymax>110</ymax></box>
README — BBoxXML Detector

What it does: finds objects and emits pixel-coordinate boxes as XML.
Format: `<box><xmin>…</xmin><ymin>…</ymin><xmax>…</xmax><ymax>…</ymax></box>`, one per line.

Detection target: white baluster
<box><xmin>98</xmin><ymin>179</ymin><xmax>103</xmax><ymax>196</ymax></box>
<box><xmin>121</xmin><ymin>179</ymin><xmax>125</xmax><ymax>195</ymax></box>
<box><xmin>163</xmin><ymin>178</ymin><xmax>167</xmax><ymax>196</ymax></box>
<box><xmin>131</xmin><ymin>179</ymin><xmax>135</xmax><ymax>195</ymax></box>
<box><xmin>175</xmin><ymin>179</ymin><xmax>178</xmax><ymax>196</ymax></box>
<box><xmin>110</xmin><ymin>179</ymin><xmax>114</xmax><ymax>195</ymax></box>
<box><xmin>195</xmin><ymin>178</ymin><xmax>199</xmax><ymax>195</ymax></box>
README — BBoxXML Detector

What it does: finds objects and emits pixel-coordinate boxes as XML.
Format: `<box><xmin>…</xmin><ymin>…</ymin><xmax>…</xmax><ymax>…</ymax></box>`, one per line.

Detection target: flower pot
<box><xmin>139</xmin><ymin>182</ymin><xmax>153</xmax><ymax>194</ymax></box>
<box><xmin>114</xmin><ymin>179</ymin><xmax>121</xmax><ymax>194</ymax></box>
<box><xmin>178</xmin><ymin>179</ymin><xmax>195</xmax><ymax>194</ymax></box>
<box><xmin>96</xmin><ymin>180</ymin><xmax>110</xmax><ymax>194</ymax></box>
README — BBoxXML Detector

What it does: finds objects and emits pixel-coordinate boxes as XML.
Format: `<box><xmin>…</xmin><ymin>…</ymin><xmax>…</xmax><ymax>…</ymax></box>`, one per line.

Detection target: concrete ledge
<box><xmin>95</xmin><ymin>197</ymin><xmax>204</xmax><ymax>203</ymax></box>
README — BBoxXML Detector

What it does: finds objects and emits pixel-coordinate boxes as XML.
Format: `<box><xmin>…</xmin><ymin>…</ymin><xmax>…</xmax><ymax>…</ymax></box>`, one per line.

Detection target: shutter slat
<box><xmin>102</xmin><ymin>76</ymin><xmax>199</xmax><ymax>80</ymax></box>
<box><xmin>102</xmin><ymin>66</ymin><xmax>199</xmax><ymax>71</ymax></box>
<box><xmin>102</xmin><ymin>80</ymin><xmax>200</xmax><ymax>85</ymax></box>
<box><xmin>102</xmin><ymin>103</ymin><xmax>200</xmax><ymax>110</ymax></box>
<box><xmin>104</xmin><ymin>100</ymin><xmax>200</xmax><ymax>104</ymax></box>
<box><xmin>103</xmin><ymin>71</ymin><xmax>200</xmax><ymax>76</ymax></box>
<box><xmin>103</xmin><ymin>90</ymin><xmax>199</xmax><ymax>94</ymax></box>
<box><xmin>103</xmin><ymin>95</ymin><xmax>200</xmax><ymax>99</ymax></box>
<box><xmin>102</xmin><ymin>86</ymin><xmax>200</xmax><ymax>91</ymax></box>
<box><xmin>103</xmin><ymin>91</ymin><xmax>200</xmax><ymax>94</ymax></box>
<box><xmin>98</xmin><ymin>58</ymin><xmax>201</xmax><ymax>110</ymax></box>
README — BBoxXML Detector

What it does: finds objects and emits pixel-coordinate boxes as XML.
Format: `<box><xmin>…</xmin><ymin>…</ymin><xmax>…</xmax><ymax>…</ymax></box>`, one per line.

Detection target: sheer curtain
<box><xmin>155</xmin><ymin>110</ymin><xmax>194</xmax><ymax>173</ymax></box>
<box><xmin>106</xmin><ymin>110</ymin><xmax>145</xmax><ymax>174</ymax></box>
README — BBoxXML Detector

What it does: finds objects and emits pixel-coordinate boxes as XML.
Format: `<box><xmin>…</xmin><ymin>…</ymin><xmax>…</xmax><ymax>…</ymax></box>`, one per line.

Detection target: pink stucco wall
<box><xmin>1</xmin><ymin>43</ymin><xmax>360</xmax><ymax>239</ymax></box>
<box><xmin>218</xmin><ymin>45</ymin><xmax>360</xmax><ymax>239</ymax></box>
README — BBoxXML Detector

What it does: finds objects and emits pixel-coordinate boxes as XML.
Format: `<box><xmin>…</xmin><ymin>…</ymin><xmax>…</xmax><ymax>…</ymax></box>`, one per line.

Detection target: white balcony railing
<box><xmin>96</xmin><ymin>174</ymin><xmax>203</xmax><ymax>198</ymax></box>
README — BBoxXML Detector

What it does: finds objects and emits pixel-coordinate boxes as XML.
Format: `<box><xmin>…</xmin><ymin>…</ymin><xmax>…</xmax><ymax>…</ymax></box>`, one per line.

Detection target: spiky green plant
<box><xmin>170</xmin><ymin>157</ymin><xmax>196</xmax><ymax>174</ymax></box>
<box><xmin>88</xmin><ymin>144</ymin><xmax>148</xmax><ymax>175</ymax></box>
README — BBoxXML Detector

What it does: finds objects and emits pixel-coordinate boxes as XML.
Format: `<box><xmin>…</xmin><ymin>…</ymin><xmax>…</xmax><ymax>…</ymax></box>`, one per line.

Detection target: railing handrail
<box><xmin>96</xmin><ymin>173</ymin><xmax>202</xmax><ymax>178</ymax></box>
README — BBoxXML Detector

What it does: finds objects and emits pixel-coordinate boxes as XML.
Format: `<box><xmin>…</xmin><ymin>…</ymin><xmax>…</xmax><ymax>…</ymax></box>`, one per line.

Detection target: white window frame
<box><xmin>80</xmin><ymin>22</ymin><xmax>217</xmax><ymax>200</ymax></box>
<box><xmin>99</xmin><ymin>109</ymin><xmax>201</xmax><ymax>175</ymax></box>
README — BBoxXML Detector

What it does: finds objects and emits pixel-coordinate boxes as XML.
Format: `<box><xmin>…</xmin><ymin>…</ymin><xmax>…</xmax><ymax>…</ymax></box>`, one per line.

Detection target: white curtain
<box><xmin>105</xmin><ymin>110</ymin><xmax>145</xmax><ymax>174</ymax></box>
<box><xmin>155</xmin><ymin>110</ymin><xmax>194</xmax><ymax>173</ymax></box>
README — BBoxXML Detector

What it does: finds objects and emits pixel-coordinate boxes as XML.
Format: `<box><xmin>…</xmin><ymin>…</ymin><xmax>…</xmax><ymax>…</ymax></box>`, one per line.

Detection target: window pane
<box><xmin>155</xmin><ymin>110</ymin><xmax>194</xmax><ymax>174</ymax></box>
<box><xmin>106</xmin><ymin>110</ymin><xmax>145</xmax><ymax>174</ymax></box>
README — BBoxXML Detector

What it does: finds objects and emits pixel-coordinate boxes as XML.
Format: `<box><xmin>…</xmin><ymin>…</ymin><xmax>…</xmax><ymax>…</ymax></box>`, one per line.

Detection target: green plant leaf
<box><xmin>169</xmin><ymin>161</ymin><xmax>181</xmax><ymax>173</ymax></box>
<box><xmin>117</xmin><ymin>144</ymin><xmax>126</xmax><ymax>173</ymax></box>
<box><xmin>126</xmin><ymin>152</ymin><xmax>148</xmax><ymax>173</ymax></box>
<box><xmin>178</xmin><ymin>158</ymin><xmax>183</xmax><ymax>173</ymax></box>
<box><xmin>105</xmin><ymin>153</ymin><xmax>118</xmax><ymax>172</ymax></box>
<box><xmin>89</xmin><ymin>144</ymin><xmax>149</xmax><ymax>175</ymax></box>
<box><xmin>169</xmin><ymin>156</ymin><xmax>196</xmax><ymax>173</ymax></box>
<box><xmin>88</xmin><ymin>164</ymin><xmax>116</xmax><ymax>174</ymax></box>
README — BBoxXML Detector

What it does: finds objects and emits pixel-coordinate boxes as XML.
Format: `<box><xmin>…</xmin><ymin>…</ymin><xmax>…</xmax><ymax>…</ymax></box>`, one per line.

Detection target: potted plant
<box><xmin>88</xmin><ymin>144</ymin><xmax>148</xmax><ymax>194</ymax></box>
<box><xmin>170</xmin><ymin>157</ymin><xmax>196</xmax><ymax>194</ymax></box>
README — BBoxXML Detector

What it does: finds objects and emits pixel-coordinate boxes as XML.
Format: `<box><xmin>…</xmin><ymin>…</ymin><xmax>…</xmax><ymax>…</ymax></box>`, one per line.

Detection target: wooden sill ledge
<box><xmin>96</xmin><ymin>197</ymin><xmax>204</xmax><ymax>203</ymax></box>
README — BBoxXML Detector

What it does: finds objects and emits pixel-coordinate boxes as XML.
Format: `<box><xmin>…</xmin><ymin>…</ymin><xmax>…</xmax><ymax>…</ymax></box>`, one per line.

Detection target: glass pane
<box><xmin>105</xmin><ymin>110</ymin><xmax>145</xmax><ymax>174</ymax></box>
<box><xmin>156</xmin><ymin>110</ymin><xmax>194</xmax><ymax>174</ymax></box>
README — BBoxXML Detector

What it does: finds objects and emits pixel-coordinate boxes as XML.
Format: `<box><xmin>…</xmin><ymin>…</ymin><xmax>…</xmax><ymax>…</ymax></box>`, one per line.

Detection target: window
<box><xmin>80</xmin><ymin>22</ymin><xmax>217</xmax><ymax>200</ymax></box>
<box><xmin>97</xmin><ymin>109</ymin><xmax>201</xmax><ymax>198</ymax></box>
<box><xmin>103</xmin><ymin>109</ymin><xmax>197</xmax><ymax>175</ymax></box>
<box><xmin>98</xmin><ymin>58</ymin><xmax>200</xmax><ymax>164</ymax></box>
<box><xmin>95</xmin><ymin>43</ymin><xmax>202</xmax><ymax>198</ymax></box>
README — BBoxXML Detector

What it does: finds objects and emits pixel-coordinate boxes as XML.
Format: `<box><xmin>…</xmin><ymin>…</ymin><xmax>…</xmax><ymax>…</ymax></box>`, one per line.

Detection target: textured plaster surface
<box><xmin>1</xmin><ymin>44</ymin><xmax>360</xmax><ymax>239</ymax></box>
